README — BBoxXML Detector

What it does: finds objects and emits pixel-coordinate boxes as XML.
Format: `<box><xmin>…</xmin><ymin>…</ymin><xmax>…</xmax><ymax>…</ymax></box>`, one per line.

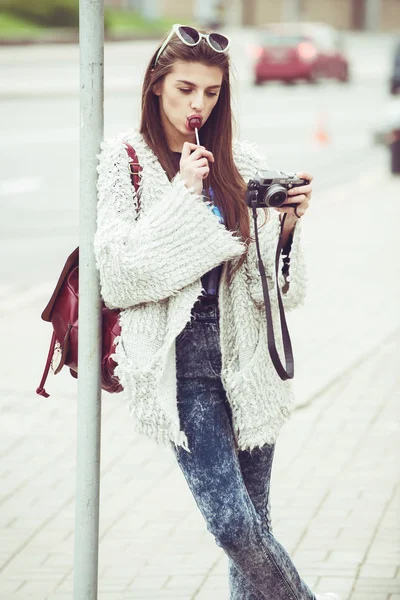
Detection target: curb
<box><xmin>0</xmin><ymin>30</ymin><xmax>162</xmax><ymax>47</ymax></box>
<box><xmin>294</xmin><ymin>325</ymin><xmax>400</xmax><ymax>411</ymax></box>
<box><xmin>0</xmin><ymin>80</ymin><xmax>143</xmax><ymax>100</ymax></box>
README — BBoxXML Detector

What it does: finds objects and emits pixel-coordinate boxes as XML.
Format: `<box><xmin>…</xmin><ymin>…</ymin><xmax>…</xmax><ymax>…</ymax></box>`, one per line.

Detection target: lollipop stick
<box><xmin>195</xmin><ymin>127</ymin><xmax>200</xmax><ymax>146</ymax></box>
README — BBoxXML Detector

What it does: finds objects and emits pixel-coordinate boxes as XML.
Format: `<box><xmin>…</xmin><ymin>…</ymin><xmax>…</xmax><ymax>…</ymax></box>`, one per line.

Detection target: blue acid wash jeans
<box><xmin>172</xmin><ymin>299</ymin><xmax>316</xmax><ymax>600</ymax></box>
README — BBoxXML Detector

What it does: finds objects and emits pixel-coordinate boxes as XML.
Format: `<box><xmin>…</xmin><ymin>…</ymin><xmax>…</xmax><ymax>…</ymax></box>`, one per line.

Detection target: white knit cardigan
<box><xmin>94</xmin><ymin>130</ymin><xmax>307</xmax><ymax>453</ymax></box>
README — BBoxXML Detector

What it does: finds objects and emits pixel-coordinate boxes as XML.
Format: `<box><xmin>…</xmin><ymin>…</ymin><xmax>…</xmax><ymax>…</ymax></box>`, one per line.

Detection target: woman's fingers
<box><xmin>296</xmin><ymin>171</ymin><xmax>313</xmax><ymax>183</ymax></box>
<box><xmin>196</xmin><ymin>157</ymin><xmax>209</xmax><ymax>168</ymax></box>
<box><xmin>196</xmin><ymin>166</ymin><xmax>210</xmax><ymax>179</ymax></box>
<box><xmin>181</xmin><ymin>142</ymin><xmax>214</xmax><ymax>163</ymax></box>
<box><xmin>181</xmin><ymin>141</ymin><xmax>193</xmax><ymax>161</ymax></box>
<box><xmin>283</xmin><ymin>194</ymin><xmax>307</xmax><ymax>205</ymax></box>
<box><xmin>276</xmin><ymin>205</ymin><xmax>305</xmax><ymax>217</ymax></box>
<box><xmin>274</xmin><ymin>171</ymin><xmax>313</xmax><ymax>218</ymax></box>
<box><xmin>277</xmin><ymin>194</ymin><xmax>309</xmax><ymax>217</ymax></box>
<box><xmin>289</xmin><ymin>172</ymin><xmax>313</xmax><ymax>199</ymax></box>
<box><xmin>288</xmin><ymin>185</ymin><xmax>312</xmax><ymax>197</ymax></box>
<box><xmin>188</xmin><ymin>147</ymin><xmax>214</xmax><ymax>162</ymax></box>
<box><xmin>185</xmin><ymin>142</ymin><xmax>201</xmax><ymax>151</ymax></box>
<box><xmin>181</xmin><ymin>142</ymin><xmax>214</xmax><ymax>161</ymax></box>
<box><xmin>180</xmin><ymin>142</ymin><xmax>214</xmax><ymax>193</ymax></box>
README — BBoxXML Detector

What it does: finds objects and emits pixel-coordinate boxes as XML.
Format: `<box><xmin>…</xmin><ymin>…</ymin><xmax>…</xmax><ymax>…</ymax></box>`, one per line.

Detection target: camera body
<box><xmin>245</xmin><ymin>170</ymin><xmax>309</xmax><ymax>209</ymax></box>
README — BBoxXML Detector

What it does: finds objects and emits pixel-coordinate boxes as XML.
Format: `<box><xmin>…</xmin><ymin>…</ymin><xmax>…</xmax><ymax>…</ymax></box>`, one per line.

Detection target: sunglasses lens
<box><xmin>179</xmin><ymin>26</ymin><xmax>200</xmax><ymax>45</ymax></box>
<box><xmin>209</xmin><ymin>33</ymin><xmax>229</xmax><ymax>51</ymax></box>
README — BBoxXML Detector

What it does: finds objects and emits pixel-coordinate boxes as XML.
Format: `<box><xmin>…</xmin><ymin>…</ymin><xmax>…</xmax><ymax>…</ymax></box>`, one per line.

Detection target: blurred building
<box><xmin>217</xmin><ymin>0</ymin><xmax>399</xmax><ymax>30</ymax></box>
<box><xmin>240</xmin><ymin>0</ymin><xmax>400</xmax><ymax>31</ymax></box>
<box><xmin>106</xmin><ymin>0</ymin><xmax>399</xmax><ymax>31</ymax></box>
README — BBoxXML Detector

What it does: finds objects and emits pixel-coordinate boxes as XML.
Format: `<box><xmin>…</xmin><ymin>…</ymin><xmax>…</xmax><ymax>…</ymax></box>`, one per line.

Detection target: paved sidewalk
<box><xmin>0</xmin><ymin>320</ymin><xmax>398</xmax><ymax>599</ymax></box>
<box><xmin>1</xmin><ymin>140</ymin><xmax>400</xmax><ymax>600</ymax></box>
<box><xmin>0</xmin><ymin>166</ymin><xmax>400</xmax><ymax>599</ymax></box>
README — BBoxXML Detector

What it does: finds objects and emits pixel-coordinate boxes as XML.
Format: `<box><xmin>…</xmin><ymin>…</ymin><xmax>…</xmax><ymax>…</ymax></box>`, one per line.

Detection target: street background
<box><xmin>0</xmin><ymin>23</ymin><xmax>399</xmax><ymax>600</ymax></box>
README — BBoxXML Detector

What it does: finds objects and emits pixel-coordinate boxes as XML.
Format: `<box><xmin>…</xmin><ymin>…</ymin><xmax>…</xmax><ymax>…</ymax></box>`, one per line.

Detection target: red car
<box><xmin>252</xmin><ymin>23</ymin><xmax>350</xmax><ymax>85</ymax></box>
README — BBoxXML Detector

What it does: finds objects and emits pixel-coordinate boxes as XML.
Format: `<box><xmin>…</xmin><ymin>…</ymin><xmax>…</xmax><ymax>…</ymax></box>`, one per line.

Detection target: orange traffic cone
<box><xmin>314</xmin><ymin>113</ymin><xmax>330</xmax><ymax>145</ymax></box>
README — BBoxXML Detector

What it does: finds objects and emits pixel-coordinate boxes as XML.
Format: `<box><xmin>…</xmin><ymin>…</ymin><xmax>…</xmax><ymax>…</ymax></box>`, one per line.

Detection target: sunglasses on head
<box><xmin>154</xmin><ymin>24</ymin><xmax>230</xmax><ymax>66</ymax></box>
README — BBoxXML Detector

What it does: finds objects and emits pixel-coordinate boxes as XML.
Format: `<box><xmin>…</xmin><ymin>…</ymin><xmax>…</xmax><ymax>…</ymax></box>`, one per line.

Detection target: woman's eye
<box><xmin>178</xmin><ymin>88</ymin><xmax>218</xmax><ymax>98</ymax></box>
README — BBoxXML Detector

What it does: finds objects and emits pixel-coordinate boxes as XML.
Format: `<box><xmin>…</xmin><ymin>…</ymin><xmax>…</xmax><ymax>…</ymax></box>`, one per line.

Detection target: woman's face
<box><xmin>154</xmin><ymin>61</ymin><xmax>223</xmax><ymax>151</ymax></box>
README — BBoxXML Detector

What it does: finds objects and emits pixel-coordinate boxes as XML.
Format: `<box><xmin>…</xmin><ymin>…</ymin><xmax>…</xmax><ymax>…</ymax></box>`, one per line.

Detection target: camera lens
<box><xmin>265</xmin><ymin>184</ymin><xmax>287</xmax><ymax>207</ymax></box>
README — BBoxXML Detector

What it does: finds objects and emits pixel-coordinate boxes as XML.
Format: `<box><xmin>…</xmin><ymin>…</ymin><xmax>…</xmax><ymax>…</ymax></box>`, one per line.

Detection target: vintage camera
<box><xmin>245</xmin><ymin>170</ymin><xmax>309</xmax><ymax>208</ymax></box>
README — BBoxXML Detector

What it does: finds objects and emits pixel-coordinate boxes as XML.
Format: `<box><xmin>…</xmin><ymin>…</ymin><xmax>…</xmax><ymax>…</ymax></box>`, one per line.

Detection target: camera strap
<box><xmin>250</xmin><ymin>207</ymin><xmax>294</xmax><ymax>380</ymax></box>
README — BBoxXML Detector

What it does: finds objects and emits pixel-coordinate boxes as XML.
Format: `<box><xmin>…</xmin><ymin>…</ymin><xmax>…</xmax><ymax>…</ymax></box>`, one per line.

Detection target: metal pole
<box><xmin>140</xmin><ymin>0</ymin><xmax>160</xmax><ymax>21</ymax></box>
<box><xmin>365</xmin><ymin>0</ymin><xmax>381</xmax><ymax>31</ymax></box>
<box><xmin>281</xmin><ymin>0</ymin><xmax>301</xmax><ymax>21</ymax></box>
<box><xmin>73</xmin><ymin>0</ymin><xmax>104</xmax><ymax>597</ymax></box>
<box><xmin>194</xmin><ymin>0</ymin><xmax>215</xmax><ymax>25</ymax></box>
<box><xmin>226</xmin><ymin>0</ymin><xmax>242</xmax><ymax>26</ymax></box>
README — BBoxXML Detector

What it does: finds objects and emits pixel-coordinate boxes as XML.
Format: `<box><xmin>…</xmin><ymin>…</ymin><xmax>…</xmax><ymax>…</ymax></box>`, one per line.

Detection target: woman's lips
<box><xmin>186</xmin><ymin>116</ymin><xmax>203</xmax><ymax>131</ymax></box>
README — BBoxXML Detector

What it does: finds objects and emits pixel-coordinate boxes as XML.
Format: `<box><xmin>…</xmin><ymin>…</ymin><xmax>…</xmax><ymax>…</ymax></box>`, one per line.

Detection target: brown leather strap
<box><xmin>53</xmin><ymin>324</ymin><xmax>72</xmax><ymax>375</ymax></box>
<box><xmin>250</xmin><ymin>206</ymin><xmax>294</xmax><ymax>380</ymax></box>
<box><xmin>124</xmin><ymin>142</ymin><xmax>142</xmax><ymax>193</ymax></box>
<box><xmin>36</xmin><ymin>331</ymin><xmax>57</xmax><ymax>397</ymax></box>
<box><xmin>124</xmin><ymin>142</ymin><xmax>142</xmax><ymax>215</ymax></box>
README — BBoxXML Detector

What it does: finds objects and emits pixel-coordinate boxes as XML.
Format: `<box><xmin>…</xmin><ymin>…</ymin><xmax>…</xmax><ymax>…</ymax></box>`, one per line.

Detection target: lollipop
<box><xmin>187</xmin><ymin>116</ymin><xmax>203</xmax><ymax>145</ymax></box>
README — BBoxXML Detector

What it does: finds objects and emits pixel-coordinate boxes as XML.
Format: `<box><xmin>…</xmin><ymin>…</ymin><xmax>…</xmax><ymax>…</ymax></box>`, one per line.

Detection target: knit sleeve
<box><xmin>278</xmin><ymin>218</ymin><xmax>307</xmax><ymax>310</ymax></box>
<box><xmin>94</xmin><ymin>138</ymin><xmax>246</xmax><ymax>310</ymax></box>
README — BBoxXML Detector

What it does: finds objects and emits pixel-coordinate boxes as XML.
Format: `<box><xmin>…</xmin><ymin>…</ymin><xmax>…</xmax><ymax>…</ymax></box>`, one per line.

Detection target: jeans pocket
<box><xmin>202</xmin><ymin>321</ymin><xmax>222</xmax><ymax>378</ymax></box>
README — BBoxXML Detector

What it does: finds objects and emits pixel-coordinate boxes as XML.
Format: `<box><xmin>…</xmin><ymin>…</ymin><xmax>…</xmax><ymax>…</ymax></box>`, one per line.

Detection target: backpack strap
<box><xmin>124</xmin><ymin>142</ymin><xmax>142</xmax><ymax>191</ymax></box>
<box><xmin>124</xmin><ymin>142</ymin><xmax>142</xmax><ymax>216</ymax></box>
<box><xmin>36</xmin><ymin>331</ymin><xmax>57</xmax><ymax>397</ymax></box>
<box><xmin>37</xmin><ymin>143</ymin><xmax>142</xmax><ymax>398</ymax></box>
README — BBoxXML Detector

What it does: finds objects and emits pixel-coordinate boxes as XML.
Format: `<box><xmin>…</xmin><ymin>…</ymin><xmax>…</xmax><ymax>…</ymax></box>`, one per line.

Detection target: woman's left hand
<box><xmin>275</xmin><ymin>171</ymin><xmax>313</xmax><ymax>219</ymax></box>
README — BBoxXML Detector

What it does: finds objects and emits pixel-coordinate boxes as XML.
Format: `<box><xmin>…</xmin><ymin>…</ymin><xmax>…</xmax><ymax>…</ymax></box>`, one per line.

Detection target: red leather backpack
<box><xmin>36</xmin><ymin>143</ymin><xmax>141</xmax><ymax>398</ymax></box>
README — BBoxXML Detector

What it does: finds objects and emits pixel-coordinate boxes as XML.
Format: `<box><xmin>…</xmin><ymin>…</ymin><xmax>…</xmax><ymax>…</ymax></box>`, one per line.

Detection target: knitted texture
<box><xmin>94</xmin><ymin>131</ymin><xmax>307</xmax><ymax>452</ymax></box>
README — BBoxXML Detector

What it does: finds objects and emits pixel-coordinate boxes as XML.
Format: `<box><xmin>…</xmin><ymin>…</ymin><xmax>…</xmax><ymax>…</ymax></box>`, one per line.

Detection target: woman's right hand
<box><xmin>179</xmin><ymin>142</ymin><xmax>215</xmax><ymax>196</ymax></box>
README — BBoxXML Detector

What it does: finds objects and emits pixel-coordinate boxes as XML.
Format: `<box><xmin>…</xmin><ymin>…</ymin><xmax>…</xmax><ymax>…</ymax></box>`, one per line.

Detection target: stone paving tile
<box><xmin>314</xmin><ymin>577</ymin><xmax>355</xmax><ymax>596</ymax></box>
<box><xmin>359</xmin><ymin>565</ymin><xmax>398</xmax><ymax>578</ymax></box>
<box><xmin>194</xmin><ymin>586</ymin><xmax>230</xmax><ymax>600</ymax></box>
<box><xmin>350</xmin><ymin>595</ymin><xmax>390</xmax><ymax>600</ymax></box>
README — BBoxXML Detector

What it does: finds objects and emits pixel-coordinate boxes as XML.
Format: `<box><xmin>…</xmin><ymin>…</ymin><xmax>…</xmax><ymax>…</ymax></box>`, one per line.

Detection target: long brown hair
<box><xmin>140</xmin><ymin>29</ymin><xmax>253</xmax><ymax>282</ymax></box>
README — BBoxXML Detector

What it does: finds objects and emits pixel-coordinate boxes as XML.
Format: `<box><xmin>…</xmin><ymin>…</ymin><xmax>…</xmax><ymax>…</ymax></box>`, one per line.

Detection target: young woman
<box><xmin>95</xmin><ymin>24</ymin><xmax>341</xmax><ymax>600</ymax></box>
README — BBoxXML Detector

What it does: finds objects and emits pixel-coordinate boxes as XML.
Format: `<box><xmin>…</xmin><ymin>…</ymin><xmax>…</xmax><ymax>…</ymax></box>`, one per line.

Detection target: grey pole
<box><xmin>225</xmin><ymin>0</ymin><xmax>242</xmax><ymax>26</ymax></box>
<box><xmin>281</xmin><ymin>0</ymin><xmax>301</xmax><ymax>22</ymax></box>
<box><xmin>73</xmin><ymin>0</ymin><xmax>104</xmax><ymax>597</ymax></box>
<box><xmin>365</xmin><ymin>0</ymin><xmax>381</xmax><ymax>31</ymax></box>
<box><xmin>140</xmin><ymin>0</ymin><xmax>160</xmax><ymax>21</ymax></box>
